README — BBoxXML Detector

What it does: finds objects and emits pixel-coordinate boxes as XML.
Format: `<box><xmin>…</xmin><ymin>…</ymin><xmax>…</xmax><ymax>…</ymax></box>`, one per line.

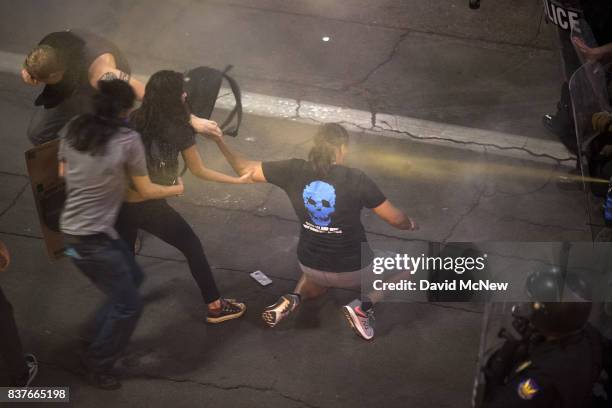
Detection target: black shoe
<box><xmin>206</xmin><ymin>298</ymin><xmax>246</xmax><ymax>324</ymax></box>
<box><xmin>78</xmin><ymin>353</ymin><xmax>122</xmax><ymax>390</ymax></box>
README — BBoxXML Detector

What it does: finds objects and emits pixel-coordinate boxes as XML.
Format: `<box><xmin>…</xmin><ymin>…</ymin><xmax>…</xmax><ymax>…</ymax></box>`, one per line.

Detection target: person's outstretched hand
<box><xmin>238</xmin><ymin>169</ymin><xmax>255</xmax><ymax>184</ymax></box>
<box><xmin>406</xmin><ymin>218</ymin><xmax>419</xmax><ymax>231</ymax></box>
<box><xmin>572</xmin><ymin>37</ymin><xmax>603</xmax><ymax>63</ymax></box>
<box><xmin>190</xmin><ymin>115</ymin><xmax>222</xmax><ymax>139</ymax></box>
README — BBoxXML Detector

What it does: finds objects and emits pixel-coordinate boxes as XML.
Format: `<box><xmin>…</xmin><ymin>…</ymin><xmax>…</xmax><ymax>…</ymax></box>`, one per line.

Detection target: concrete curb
<box><xmin>3</xmin><ymin>50</ymin><xmax>574</xmax><ymax>167</ymax></box>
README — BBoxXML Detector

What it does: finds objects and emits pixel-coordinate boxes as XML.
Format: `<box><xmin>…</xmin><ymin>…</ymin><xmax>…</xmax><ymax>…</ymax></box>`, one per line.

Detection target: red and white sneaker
<box><xmin>342</xmin><ymin>299</ymin><xmax>375</xmax><ymax>340</ymax></box>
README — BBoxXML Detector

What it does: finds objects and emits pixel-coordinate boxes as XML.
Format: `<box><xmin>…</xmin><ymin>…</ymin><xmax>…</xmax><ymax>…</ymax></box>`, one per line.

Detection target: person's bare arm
<box><xmin>62</xmin><ymin>160</ymin><xmax>182</xmax><ymax>208</ymax></box>
<box><xmin>89</xmin><ymin>53</ymin><xmax>145</xmax><ymax>100</ymax></box>
<box><xmin>130</xmin><ymin>175</ymin><xmax>184</xmax><ymax>199</ymax></box>
<box><xmin>182</xmin><ymin>145</ymin><xmax>252</xmax><ymax>184</ymax></box>
<box><xmin>198</xmin><ymin>131</ymin><xmax>267</xmax><ymax>183</ymax></box>
<box><xmin>372</xmin><ymin>200</ymin><xmax>418</xmax><ymax>230</ymax></box>
<box><xmin>572</xmin><ymin>37</ymin><xmax>612</xmax><ymax>63</ymax></box>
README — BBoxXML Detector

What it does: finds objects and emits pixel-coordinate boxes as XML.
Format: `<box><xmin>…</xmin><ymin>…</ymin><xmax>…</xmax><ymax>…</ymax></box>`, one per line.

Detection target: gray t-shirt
<box><xmin>58</xmin><ymin>127</ymin><xmax>148</xmax><ymax>239</ymax></box>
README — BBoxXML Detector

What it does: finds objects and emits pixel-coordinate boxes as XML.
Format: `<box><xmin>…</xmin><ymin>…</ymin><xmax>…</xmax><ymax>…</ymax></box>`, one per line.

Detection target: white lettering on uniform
<box><xmin>556</xmin><ymin>7</ymin><xmax>568</xmax><ymax>30</ymax></box>
<box><xmin>568</xmin><ymin>11</ymin><xmax>580</xmax><ymax>31</ymax></box>
<box><xmin>543</xmin><ymin>0</ymin><xmax>583</xmax><ymax>32</ymax></box>
<box><xmin>548</xmin><ymin>2</ymin><xmax>558</xmax><ymax>25</ymax></box>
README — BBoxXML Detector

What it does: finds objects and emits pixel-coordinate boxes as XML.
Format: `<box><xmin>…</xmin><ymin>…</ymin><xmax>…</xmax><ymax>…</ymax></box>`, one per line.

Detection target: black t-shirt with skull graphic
<box><xmin>262</xmin><ymin>159</ymin><xmax>386</xmax><ymax>272</ymax></box>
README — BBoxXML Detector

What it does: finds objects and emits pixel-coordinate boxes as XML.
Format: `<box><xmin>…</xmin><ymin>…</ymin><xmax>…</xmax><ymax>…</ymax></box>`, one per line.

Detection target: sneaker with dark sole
<box><xmin>342</xmin><ymin>299</ymin><xmax>375</xmax><ymax>341</ymax></box>
<box><xmin>206</xmin><ymin>298</ymin><xmax>246</xmax><ymax>324</ymax></box>
<box><xmin>261</xmin><ymin>294</ymin><xmax>300</xmax><ymax>327</ymax></box>
<box><xmin>23</xmin><ymin>353</ymin><xmax>38</xmax><ymax>386</ymax></box>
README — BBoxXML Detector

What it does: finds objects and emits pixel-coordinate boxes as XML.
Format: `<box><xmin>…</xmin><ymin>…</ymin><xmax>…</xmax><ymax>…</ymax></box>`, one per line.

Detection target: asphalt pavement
<box><xmin>0</xmin><ymin>1</ymin><xmax>590</xmax><ymax>407</ymax></box>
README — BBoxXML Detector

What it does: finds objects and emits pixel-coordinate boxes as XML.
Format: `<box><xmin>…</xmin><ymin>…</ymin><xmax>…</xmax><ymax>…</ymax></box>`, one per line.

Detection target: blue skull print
<box><xmin>302</xmin><ymin>181</ymin><xmax>336</xmax><ymax>227</ymax></box>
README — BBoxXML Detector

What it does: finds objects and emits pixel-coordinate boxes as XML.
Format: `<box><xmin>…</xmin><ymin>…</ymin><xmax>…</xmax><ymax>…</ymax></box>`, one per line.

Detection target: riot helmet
<box><xmin>518</xmin><ymin>266</ymin><xmax>592</xmax><ymax>336</ymax></box>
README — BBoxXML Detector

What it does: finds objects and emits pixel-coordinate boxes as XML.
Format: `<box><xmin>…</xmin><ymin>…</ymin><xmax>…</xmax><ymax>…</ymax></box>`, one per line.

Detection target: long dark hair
<box><xmin>130</xmin><ymin>70</ymin><xmax>190</xmax><ymax>144</ymax></box>
<box><xmin>308</xmin><ymin>123</ymin><xmax>349</xmax><ymax>176</ymax></box>
<box><xmin>65</xmin><ymin>79</ymin><xmax>135</xmax><ymax>155</ymax></box>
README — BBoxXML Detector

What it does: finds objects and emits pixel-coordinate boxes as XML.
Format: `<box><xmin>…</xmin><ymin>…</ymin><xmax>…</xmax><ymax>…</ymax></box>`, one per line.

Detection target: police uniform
<box><xmin>542</xmin><ymin>0</ymin><xmax>612</xmax><ymax>153</ymax></box>
<box><xmin>483</xmin><ymin>325</ymin><xmax>602</xmax><ymax>407</ymax></box>
<box><xmin>27</xmin><ymin>29</ymin><xmax>131</xmax><ymax>145</ymax></box>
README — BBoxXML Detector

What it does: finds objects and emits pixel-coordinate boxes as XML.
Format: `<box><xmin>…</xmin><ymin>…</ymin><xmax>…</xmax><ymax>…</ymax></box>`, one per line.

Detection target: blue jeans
<box><xmin>64</xmin><ymin>234</ymin><xmax>143</xmax><ymax>373</ymax></box>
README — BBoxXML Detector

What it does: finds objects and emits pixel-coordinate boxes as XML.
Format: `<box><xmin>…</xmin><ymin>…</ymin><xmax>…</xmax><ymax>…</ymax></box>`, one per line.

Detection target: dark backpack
<box><xmin>183</xmin><ymin>65</ymin><xmax>242</xmax><ymax>137</ymax></box>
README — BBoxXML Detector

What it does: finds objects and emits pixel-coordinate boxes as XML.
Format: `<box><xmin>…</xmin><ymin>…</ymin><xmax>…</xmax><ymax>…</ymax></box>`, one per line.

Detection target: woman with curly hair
<box><xmin>116</xmin><ymin>70</ymin><xmax>251</xmax><ymax>324</ymax></box>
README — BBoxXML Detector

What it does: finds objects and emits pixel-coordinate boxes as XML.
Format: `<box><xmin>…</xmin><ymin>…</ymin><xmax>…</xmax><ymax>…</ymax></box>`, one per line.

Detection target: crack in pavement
<box><xmin>138</xmin><ymin>373</ymin><xmax>322</xmax><ymax>408</ymax></box>
<box><xmin>373</xmin><ymin>121</ymin><xmax>574</xmax><ymax>164</ymax></box>
<box><xmin>497</xmin><ymin>215</ymin><xmax>588</xmax><ymax>232</ymax></box>
<box><xmin>291</xmin><ymin>108</ymin><xmax>573</xmax><ymax>164</ymax></box>
<box><xmin>342</xmin><ymin>30</ymin><xmax>410</xmax><ymax>91</ymax></box>
<box><xmin>441</xmin><ymin>186</ymin><xmax>487</xmax><ymax>243</ymax></box>
<box><xmin>0</xmin><ymin>181</ymin><xmax>29</xmax><ymax>219</ymax></box>
<box><xmin>365</xmin><ymin>98</ymin><xmax>378</xmax><ymax>129</ymax></box>
<box><xmin>294</xmin><ymin>98</ymin><xmax>302</xmax><ymax>119</ymax></box>
<box><xmin>38</xmin><ymin>357</ymin><xmax>320</xmax><ymax>408</ymax></box>
<box><xmin>0</xmin><ymin>170</ymin><xmax>28</xmax><ymax>178</ymax></box>
<box><xmin>484</xmin><ymin>171</ymin><xmax>555</xmax><ymax>198</ymax></box>
<box><xmin>0</xmin><ymin>230</ymin><xmax>43</xmax><ymax>240</ymax></box>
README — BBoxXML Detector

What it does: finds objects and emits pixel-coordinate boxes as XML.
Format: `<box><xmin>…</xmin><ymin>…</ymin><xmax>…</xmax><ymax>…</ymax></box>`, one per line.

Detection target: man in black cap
<box><xmin>481</xmin><ymin>269</ymin><xmax>602</xmax><ymax>407</ymax></box>
<box><xmin>21</xmin><ymin>29</ymin><xmax>145</xmax><ymax>145</ymax></box>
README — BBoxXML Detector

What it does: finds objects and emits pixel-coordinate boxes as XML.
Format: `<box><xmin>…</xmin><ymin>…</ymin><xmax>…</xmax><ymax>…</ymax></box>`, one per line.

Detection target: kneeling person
<box><xmin>208</xmin><ymin>123</ymin><xmax>418</xmax><ymax>340</ymax></box>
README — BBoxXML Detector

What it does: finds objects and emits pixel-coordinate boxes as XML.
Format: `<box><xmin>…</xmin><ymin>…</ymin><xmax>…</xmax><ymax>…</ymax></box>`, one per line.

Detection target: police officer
<box><xmin>481</xmin><ymin>269</ymin><xmax>602</xmax><ymax>407</ymax></box>
<box><xmin>542</xmin><ymin>0</ymin><xmax>612</xmax><ymax>154</ymax></box>
<box><xmin>21</xmin><ymin>29</ymin><xmax>145</xmax><ymax>145</ymax></box>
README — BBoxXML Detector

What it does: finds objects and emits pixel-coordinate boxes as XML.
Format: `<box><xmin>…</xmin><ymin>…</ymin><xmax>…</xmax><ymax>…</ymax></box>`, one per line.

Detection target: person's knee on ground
<box><xmin>294</xmin><ymin>274</ymin><xmax>328</xmax><ymax>300</ymax></box>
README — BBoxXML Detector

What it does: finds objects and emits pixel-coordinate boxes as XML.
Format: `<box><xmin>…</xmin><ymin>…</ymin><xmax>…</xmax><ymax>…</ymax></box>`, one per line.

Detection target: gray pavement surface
<box><xmin>1</xmin><ymin>0</ymin><xmax>564</xmax><ymax>140</ymax></box>
<box><xmin>0</xmin><ymin>2</ymin><xmax>592</xmax><ymax>408</ymax></box>
<box><xmin>0</xmin><ymin>67</ymin><xmax>591</xmax><ymax>407</ymax></box>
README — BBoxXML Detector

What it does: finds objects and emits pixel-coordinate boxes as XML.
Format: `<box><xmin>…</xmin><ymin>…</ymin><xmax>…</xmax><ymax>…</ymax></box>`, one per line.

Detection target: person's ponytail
<box><xmin>308</xmin><ymin>123</ymin><xmax>349</xmax><ymax>177</ymax></box>
<box><xmin>66</xmin><ymin>79</ymin><xmax>135</xmax><ymax>156</ymax></box>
